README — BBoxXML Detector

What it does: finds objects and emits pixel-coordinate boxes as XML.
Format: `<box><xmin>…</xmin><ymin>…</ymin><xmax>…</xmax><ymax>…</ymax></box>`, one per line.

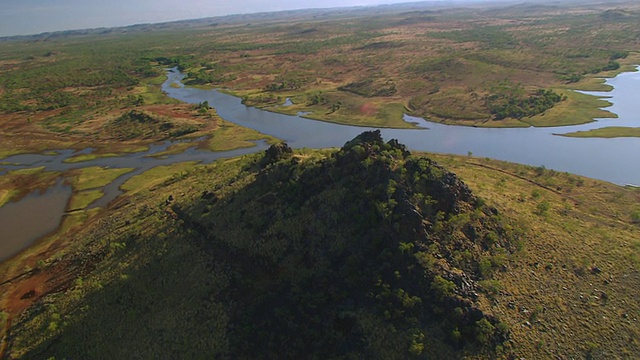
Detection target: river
<box><xmin>162</xmin><ymin>67</ymin><xmax>640</xmax><ymax>185</ymax></box>
<box><xmin>0</xmin><ymin>66</ymin><xmax>638</xmax><ymax>262</ymax></box>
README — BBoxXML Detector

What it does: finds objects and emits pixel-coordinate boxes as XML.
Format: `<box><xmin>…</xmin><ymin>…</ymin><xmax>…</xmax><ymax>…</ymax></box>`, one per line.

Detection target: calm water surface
<box><xmin>0</xmin><ymin>180</ymin><xmax>71</xmax><ymax>262</ymax></box>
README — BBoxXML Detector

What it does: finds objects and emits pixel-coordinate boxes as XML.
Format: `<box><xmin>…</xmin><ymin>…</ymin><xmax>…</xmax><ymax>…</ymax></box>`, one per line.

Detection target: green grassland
<box><xmin>63</xmin><ymin>153</ymin><xmax>125</xmax><ymax>164</ymax></box>
<box><xmin>69</xmin><ymin>167</ymin><xmax>134</xmax><ymax>191</ymax></box>
<box><xmin>0</xmin><ymin>134</ymin><xmax>638</xmax><ymax>358</ymax></box>
<box><xmin>68</xmin><ymin>189</ymin><xmax>105</xmax><ymax>211</ymax></box>
<box><xmin>203</xmin><ymin>120</ymin><xmax>280</xmax><ymax>151</ymax></box>
<box><xmin>559</xmin><ymin>126</ymin><xmax>640</xmax><ymax>138</ymax></box>
<box><xmin>64</xmin><ymin>167</ymin><xmax>134</xmax><ymax>211</ymax></box>
<box><xmin>120</xmin><ymin>161</ymin><xmax>199</xmax><ymax>194</ymax></box>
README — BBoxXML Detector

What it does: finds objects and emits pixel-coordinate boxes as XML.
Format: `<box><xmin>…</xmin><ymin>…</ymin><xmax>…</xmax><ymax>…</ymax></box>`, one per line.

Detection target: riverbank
<box><xmin>202</xmin><ymin>73</ymin><xmax>626</xmax><ymax>130</ymax></box>
<box><xmin>559</xmin><ymin>126</ymin><xmax>640</xmax><ymax>138</ymax></box>
<box><xmin>0</xmin><ymin>78</ymin><xmax>275</xmax><ymax>160</ymax></box>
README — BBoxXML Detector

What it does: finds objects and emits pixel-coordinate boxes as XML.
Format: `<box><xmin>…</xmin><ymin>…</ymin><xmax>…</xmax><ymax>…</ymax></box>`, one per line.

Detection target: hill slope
<box><xmin>4</xmin><ymin>131</ymin><xmax>515</xmax><ymax>358</ymax></box>
<box><xmin>2</xmin><ymin>132</ymin><xmax>639</xmax><ymax>359</ymax></box>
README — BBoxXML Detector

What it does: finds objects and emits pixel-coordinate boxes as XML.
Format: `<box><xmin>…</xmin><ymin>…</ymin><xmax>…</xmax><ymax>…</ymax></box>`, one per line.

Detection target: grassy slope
<box><xmin>429</xmin><ymin>154</ymin><xmax>640</xmax><ymax>358</ymax></box>
<box><xmin>1</xmin><ymin>139</ymin><xmax>638</xmax><ymax>359</ymax></box>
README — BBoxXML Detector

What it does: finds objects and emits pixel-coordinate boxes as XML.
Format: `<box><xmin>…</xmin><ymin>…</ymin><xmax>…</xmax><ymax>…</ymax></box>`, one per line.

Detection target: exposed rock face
<box><xmin>262</xmin><ymin>142</ymin><xmax>293</xmax><ymax>166</ymax></box>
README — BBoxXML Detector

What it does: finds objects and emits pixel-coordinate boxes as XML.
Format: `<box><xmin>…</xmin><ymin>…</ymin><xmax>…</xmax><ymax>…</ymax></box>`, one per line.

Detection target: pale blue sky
<box><xmin>0</xmin><ymin>0</ymin><xmax>429</xmax><ymax>37</ymax></box>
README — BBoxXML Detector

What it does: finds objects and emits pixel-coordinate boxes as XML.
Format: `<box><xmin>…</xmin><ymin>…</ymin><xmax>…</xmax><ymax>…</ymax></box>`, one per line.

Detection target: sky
<box><xmin>0</xmin><ymin>0</ymin><xmax>432</xmax><ymax>37</ymax></box>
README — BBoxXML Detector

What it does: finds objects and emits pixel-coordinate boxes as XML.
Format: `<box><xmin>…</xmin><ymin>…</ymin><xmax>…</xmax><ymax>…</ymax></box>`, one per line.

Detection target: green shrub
<box><xmin>451</xmin><ymin>328</ymin><xmax>462</xmax><ymax>343</ymax></box>
<box><xmin>0</xmin><ymin>311</ymin><xmax>7</xmax><ymax>328</ymax></box>
<box><xmin>475</xmin><ymin>318</ymin><xmax>496</xmax><ymax>344</ymax></box>
<box><xmin>478</xmin><ymin>279</ymin><xmax>502</xmax><ymax>295</ymax></box>
<box><xmin>479</xmin><ymin>258</ymin><xmax>493</xmax><ymax>278</ymax></box>
<box><xmin>431</xmin><ymin>276</ymin><xmax>456</xmax><ymax>300</ymax></box>
<box><xmin>486</xmin><ymin>88</ymin><xmax>563</xmax><ymax>120</ymax></box>
<box><xmin>536</xmin><ymin>200</ymin><xmax>551</xmax><ymax>215</ymax></box>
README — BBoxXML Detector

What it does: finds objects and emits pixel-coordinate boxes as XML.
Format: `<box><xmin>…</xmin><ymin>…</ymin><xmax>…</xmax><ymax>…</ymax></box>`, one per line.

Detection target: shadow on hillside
<box><xmin>14</xmin><ymin>131</ymin><xmax>513</xmax><ymax>359</ymax></box>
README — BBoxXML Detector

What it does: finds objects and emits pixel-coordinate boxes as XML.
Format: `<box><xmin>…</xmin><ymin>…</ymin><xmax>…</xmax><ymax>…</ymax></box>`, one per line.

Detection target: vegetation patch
<box><xmin>69</xmin><ymin>167</ymin><xmax>134</xmax><ymax>191</ymax></box>
<box><xmin>415</xmin><ymin>87</ymin><xmax>490</xmax><ymax>121</ymax></box>
<box><xmin>134</xmin><ymin>74</ymin><xmax>180</xmax><ymax>105</ymax></box>
<box><xmin>120</xmin><ymin>161</ymin><xmax>199</xmax><ymax>193</ymax></box>
<box><xmin>524</xmin><ymin>89</ymin><xmax>617</xmax><ymax>127</ymax></box>
<box><xmin>486</xmin><ymin>88</ymin><xmax>564</xmax><ymax>120</ymax></box>
<box><xmin>338</xmin><ymin>79</ymin><xmax>397</xmax><ymax>98</ymax></box>
<box><xmin>63</xmin><ymin>153</ymin><xmax>120</xmax><ymax>164</ymax></box>
<box><xmin>0</xmin><ymin>189</ymin><xmax>13</xmax><ymax>208</ymax></box>
<box><xmin>63</xmin><ymin>145</ymin><xmax>150</xmax><ymax>164</ymax></box>
<box><xmin>104</xmin><ymin>110</ymin><xmax>200</xmax><ymax>141</ymax></box>
<box><xmin>558</xmin><ymin>126</ymin><xmax>640</xmax><ymax>138</ymax></box>
<box><xmin>68</xmin><ymin>189</ymin><xmax>104</xmax><ymax>210</ymax></box>
<box><xmin>204</xmin><ymin>121</ymin><xmax>279</xmax><ymax>152</ymax></box>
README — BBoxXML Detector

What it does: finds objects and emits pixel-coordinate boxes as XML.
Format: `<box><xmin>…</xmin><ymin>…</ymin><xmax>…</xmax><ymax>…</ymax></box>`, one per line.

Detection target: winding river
<box><xmin>1</xmin><ymin>66</ymin><xmax>639</xmax><ymax>262</ymax></box>
<box><xmin>162</xmin><ymin>67</ymin><xmax>640</xmax><ymax>186</ymax></box>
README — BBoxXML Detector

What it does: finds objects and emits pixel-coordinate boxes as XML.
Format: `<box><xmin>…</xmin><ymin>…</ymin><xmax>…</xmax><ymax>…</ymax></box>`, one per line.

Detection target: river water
<box><xmin>0</xmin><ymin>66</ymin><xmax>639</xmax><ymax>262</ymax></box>
<box><xmin>0</xmin><ymin>140</ymin><xmax>270</xmax><ymax>262</ymax></box>
<box><xmin>161</xmin><ymin>67</ymin><xmax>640</xmax><ymax>186</ymax></box>
<box><xmin>0</xmin><ymin>180</ymin><xmax>71</xmax><ymax>261</ymax></box>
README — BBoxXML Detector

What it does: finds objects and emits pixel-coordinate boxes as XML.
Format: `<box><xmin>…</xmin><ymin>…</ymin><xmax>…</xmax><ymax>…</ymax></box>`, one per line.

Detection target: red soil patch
<box><xmin>143</xmin><ymin>104</ymin><xmax>195</xmax><ymax>120</ymax></box>
<box><xmin>359</xmin><ymin>103</ymin><xmax>377</xmax><ymax>116</ymax></box>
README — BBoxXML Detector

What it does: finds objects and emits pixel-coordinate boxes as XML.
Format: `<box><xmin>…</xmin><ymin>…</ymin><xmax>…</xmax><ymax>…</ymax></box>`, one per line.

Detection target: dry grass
<box><xmin>429</xmin><ymin>153</ymin><xmax>640</xmax><ymax>358</ymax></box>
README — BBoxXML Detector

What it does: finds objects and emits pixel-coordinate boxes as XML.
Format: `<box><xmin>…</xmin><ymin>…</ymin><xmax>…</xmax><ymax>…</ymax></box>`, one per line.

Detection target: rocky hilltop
<box><xmin>173</xmin><ymin>130</ymin><xmax>513</xmax><ymax>357</ymax></box>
